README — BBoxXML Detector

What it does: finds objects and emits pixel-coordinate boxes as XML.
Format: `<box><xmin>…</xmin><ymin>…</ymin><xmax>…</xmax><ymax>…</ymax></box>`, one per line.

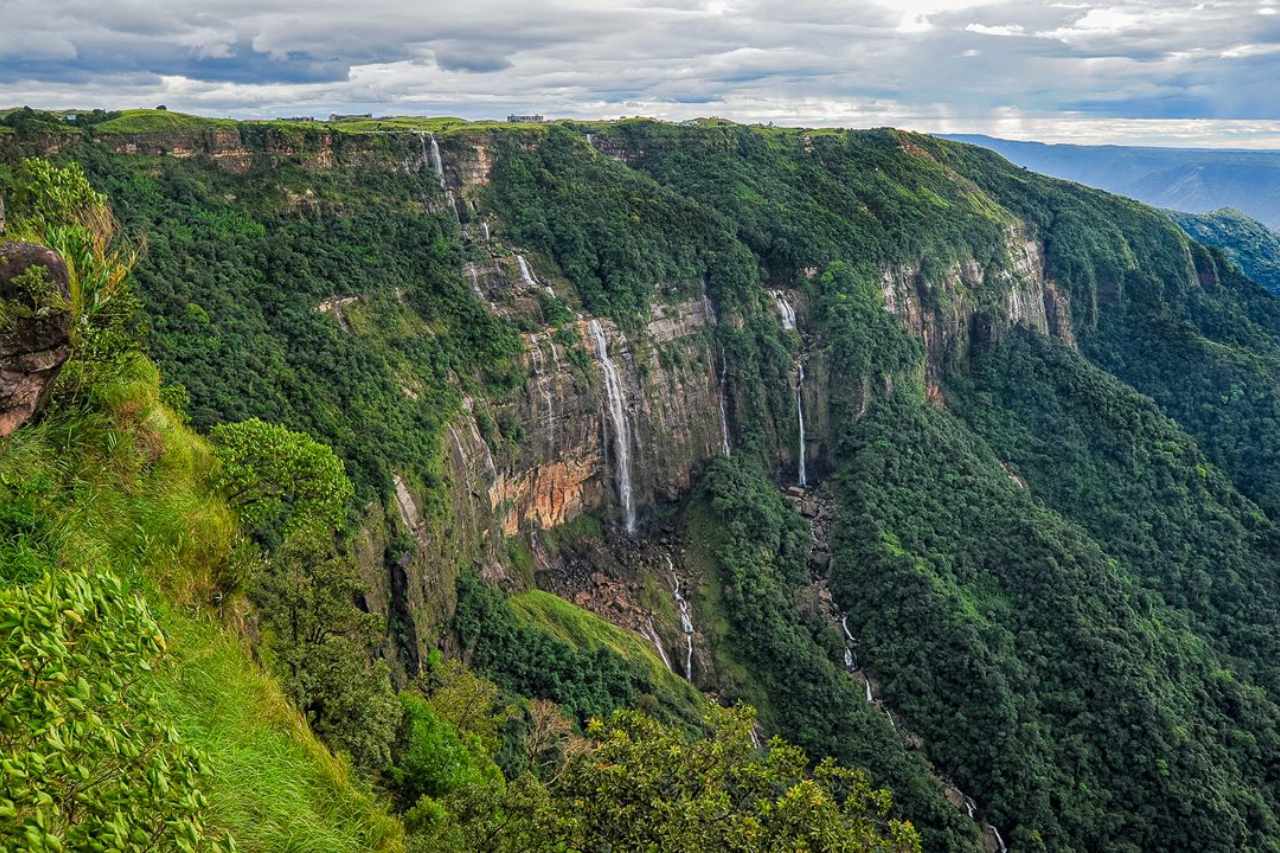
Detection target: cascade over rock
<box><xmin>590</xmin><ymin>318</ymin><xmax>637</xmax><ymax>534</ymax></box>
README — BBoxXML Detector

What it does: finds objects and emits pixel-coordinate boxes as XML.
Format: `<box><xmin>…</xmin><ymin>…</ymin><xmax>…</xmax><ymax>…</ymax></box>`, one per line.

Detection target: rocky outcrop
<box><xmin>0</xmin><ymin>242</ymin><xmax>72</xmax><ymax>437</ymax></box>
<box><xmin>879</xmin><ymin>226</ymin><xmax>1075</xmax><ymax>390</ymax></box>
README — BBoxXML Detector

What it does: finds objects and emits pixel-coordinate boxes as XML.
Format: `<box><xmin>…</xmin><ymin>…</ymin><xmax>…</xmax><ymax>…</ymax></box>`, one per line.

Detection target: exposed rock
<box><xmin>0</xmin><ymin>242</ymin><xmax>72</xmax><ymax>437</ymax></box>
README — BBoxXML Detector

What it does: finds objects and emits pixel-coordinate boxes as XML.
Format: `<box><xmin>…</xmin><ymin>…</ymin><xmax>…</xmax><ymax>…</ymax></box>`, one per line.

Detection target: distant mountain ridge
<box><xmin>942</xmin><ymin>133</ymin><xmax>1280</xmax><ymax>230</ymax></box>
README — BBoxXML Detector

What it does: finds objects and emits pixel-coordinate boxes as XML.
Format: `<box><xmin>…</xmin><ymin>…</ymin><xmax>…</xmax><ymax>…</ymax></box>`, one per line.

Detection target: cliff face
<box><xmin>19</xmin><ymin>122</ymin><xmax>1106</xmax><ymax>679</ymax></box>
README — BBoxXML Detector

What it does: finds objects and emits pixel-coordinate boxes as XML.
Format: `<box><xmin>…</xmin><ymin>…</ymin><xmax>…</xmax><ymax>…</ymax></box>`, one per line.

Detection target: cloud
<box><xmin>0</xmin><ymin>0</ymin><xmax>1277</xmax><ymax>146</ymax></box>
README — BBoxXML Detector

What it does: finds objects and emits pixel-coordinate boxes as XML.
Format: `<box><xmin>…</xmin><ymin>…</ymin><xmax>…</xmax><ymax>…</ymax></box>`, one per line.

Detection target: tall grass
<box><xmin>0</xmin><ymin>351</ymin><xmax>404</xmax><ymax>851</ymax></box>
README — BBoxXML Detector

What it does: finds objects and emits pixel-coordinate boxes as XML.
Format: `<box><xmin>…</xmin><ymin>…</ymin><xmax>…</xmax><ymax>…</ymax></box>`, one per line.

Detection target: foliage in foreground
<box><xmin>0</xmin><ymin>568</ymin><xmax>229</xmax><ymax>852</ymax></box>
<box><xmin>396</xmin><ymin>688</ymin><xmax>920</xmax><ymax>853</ymax></box>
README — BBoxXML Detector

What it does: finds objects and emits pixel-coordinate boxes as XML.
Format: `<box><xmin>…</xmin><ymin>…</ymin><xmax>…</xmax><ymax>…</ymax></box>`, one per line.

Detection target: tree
<box><xmin>210</xmin><ymin>417</ymin><xmax>352</xmax><ymax>541</ymax></box>
<box><xmin>252</xmin><ymin>535</ymin><xmax>399</xmax><ymax>771</ymax></box>
<box><xmin>409</xmin><ymin>704</ymin><xmax>920</xmax><ymax>853</ymax></box>
<box><xmin>0</xmin><ymin>568</ymin><xmax>229</xmax><ymax>851</ymax></box>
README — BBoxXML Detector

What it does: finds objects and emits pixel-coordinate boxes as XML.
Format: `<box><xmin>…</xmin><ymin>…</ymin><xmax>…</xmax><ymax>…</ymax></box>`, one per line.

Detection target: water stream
<box><xmin>771</xmin><ymin>290</ymin><xmax>797</xmax><ymax>330</ymax></box>
<box><xmin>529</xmin><ymin>335</ymin><xmax>556</xmax><ymax>449</ymax></box>
<box><xmin>668</xmin><ymin>557</ymin><xmax>695</xmax><ymax>680</ymax></box>
<box><xmin>840</xmin><ymin>615</ymin><xmax>858</xmax><ymax>671</ymax></box>
<box><xmin>643</xmin><ymin>617</ymin><xmax>673</xmax><ymax>673</ymax></box>
<box><xmin>428</xmin><ymin>133</ymin><xmax>446</xmax><ymax>189</ymax></box>
<box><xmin>796</xmin><ymin>361</ymin><xmax>807</xmax><ymax>487</ymax></box>
<box><xmin>701</xmin><ymin>290</ymin><xmax>732</xmax><ymax>456</ymax></box>
<box><xmin>987</xmin><ymin>825</ymin><xmax>1007</xmax><ymax>853</ymax></box>
<box><xmin>589</xmin><ymin>319</ymin><xmax>636</xmax><ymax>534</ymax></box>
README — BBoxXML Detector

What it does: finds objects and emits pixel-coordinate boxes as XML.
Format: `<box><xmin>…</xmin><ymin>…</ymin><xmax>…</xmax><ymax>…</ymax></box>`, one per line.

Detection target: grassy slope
<box><xmin>508</xmin><ymin>589</ymin><xmax>707</xmax><ymax>720</ymax></box>
<box><xmin>1</xmin><ymin>353</ymin><xmax>402</xmax><ymax>851</ymax></box>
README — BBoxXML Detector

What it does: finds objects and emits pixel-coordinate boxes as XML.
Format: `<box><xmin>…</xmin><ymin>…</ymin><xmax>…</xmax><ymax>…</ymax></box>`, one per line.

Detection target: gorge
<box><xmin>7</xmin><ymin>109</ymin><xmax>1280</xmax><ymax>852</ymax></box>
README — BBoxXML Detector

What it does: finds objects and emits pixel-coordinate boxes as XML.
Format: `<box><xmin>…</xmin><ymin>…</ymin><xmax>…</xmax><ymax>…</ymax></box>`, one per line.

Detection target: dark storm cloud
<box><xmin>3</xmin><ymin>1</ymin><xmax>1279</xmax><ymax>145</ymax></box>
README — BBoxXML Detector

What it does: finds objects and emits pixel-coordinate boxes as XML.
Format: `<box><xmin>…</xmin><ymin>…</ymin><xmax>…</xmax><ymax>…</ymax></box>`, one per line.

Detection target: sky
<box><xmin>3</xmin><ymin>0</ymin><xmax>1280</xmax><ymax>147</ymax></box>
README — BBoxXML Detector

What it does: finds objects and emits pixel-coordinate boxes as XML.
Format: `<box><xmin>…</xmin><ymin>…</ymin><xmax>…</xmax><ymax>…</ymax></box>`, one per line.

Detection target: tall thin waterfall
<box><xmin>864</xmin><ymin>679</ymin><xmax>873</xmax><ymax>704</ymax></box>
<box><xmin>468</xmin><ymin>266</ymin><xmax>485</xmax><ymax>301</ymax></box>
<box><xmin>702</xmin><ymin>290</ymin><xmax>731</xmax><ymax>456</ymax></box>
<box><xmin>717</xmin><ymin>354</ymin><xmax>732</xmax><ymax>457</ymax></box>
<box><xmin>841</xmin><ymin>615</ymin><xmax>858</xmax><ymax>671</ymax></box>
<box><xmin>481</xmin><ymin>222</ymin><xmax>490</xmax><ymax>242</ymax></box>
<box><xmin>987</xmin><ymin>825</ymin><xmax>1007</xmax><ymax>853</ymax></box>
<box><xmin>796</xmin><ymin>361</ymin><xmax>807</xmax><ymax>487</ymax></box>
<box><xmin>771</xmin><ymin>290</ymin><xmax>797</xmax><ymax>330</ymax></box>
<box><xmin>589</xmin><ymin>320</ymin><xmax>636</xmax><ymax>533</ymax></box>
<box><xmin>529</xmin><ymin>335</ymin><xmax>555</xmax><ymax>449</ymax></box>
<box><xmin>428</xmin><ymin>133</ymin><xmax>446</xmax><ymax>189</ymax></box>
<box><xmin>643</xmin><ymin>618</ymin><xmax>673</xmax><ymax>673</ymax></box>
<box><xmin>668</xmin><ymin>557</ymin><xmax>695</xmax><ymax>680</ymax></box>
<box><xmin>517</xmin><ymin>254</ymin><xmax>535</xmax><ymax>286</ymax></box>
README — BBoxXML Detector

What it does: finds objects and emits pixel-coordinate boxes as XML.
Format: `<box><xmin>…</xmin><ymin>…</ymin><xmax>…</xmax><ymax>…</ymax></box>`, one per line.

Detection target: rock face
<box><xmin>0</xmin><ymin>242</ymin><xmax>72</xmax><ymax>437</ymax></box>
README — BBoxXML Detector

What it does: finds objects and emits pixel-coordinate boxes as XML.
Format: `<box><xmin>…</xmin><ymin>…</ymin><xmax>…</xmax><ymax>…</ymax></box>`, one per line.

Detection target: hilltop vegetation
<box><xmin>1171</xmin><ymin>207</ymin><xmax>1280</xmax><ymax>293</ymax></box>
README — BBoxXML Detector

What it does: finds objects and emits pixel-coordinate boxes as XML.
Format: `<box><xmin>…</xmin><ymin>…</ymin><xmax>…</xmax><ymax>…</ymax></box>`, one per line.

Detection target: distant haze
<box><xmin>945</xmin><ymin>134</ymin><xmax>1280</xmax><ymax>230</ymax></box>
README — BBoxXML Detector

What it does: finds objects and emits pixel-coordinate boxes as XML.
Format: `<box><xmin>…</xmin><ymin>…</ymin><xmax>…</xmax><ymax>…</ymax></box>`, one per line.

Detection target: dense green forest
<box><xmin>1171</xmin><ymin>208</ymin><xmax>1280</xmax><ymax>293</ymax></box>
<box><xmin>8</xmin><ymin>110</ymin><xmax>1280</xmax><ymax>851</ymax></box>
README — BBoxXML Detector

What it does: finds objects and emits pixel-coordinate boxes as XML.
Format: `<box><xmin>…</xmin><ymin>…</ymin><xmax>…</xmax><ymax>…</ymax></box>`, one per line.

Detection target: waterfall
<box><xmin>529</xmin><ymin>335</ymin><xmax>556</xmax><ymax>450</ymax></box>
<box><xmin>864</xmin><ymin>679</ymin><xmax>873</xmax><ymax>704</ymax></box>
<box><xmin>589</xmin><ymin>319</ymin><xmax>636</xmax><ymax>534</ymax></box>
<box><xmin>468</xmin><ymin>266</ymin><xmax>485</xmax><ymax>301</ymax></box>
<box><xmin>987</xmin><ymin>825</ymin><xmax>1007</xmax><ymax>853</ymax></box>
<box><xmin>796</xmin><ymin>362</ymin><xmax>807</xmax><ymax>487</ymax></box>
<box><xmin>643</xmin><ymin>618</ymin><xmax>673</xmax><ymax>673</ymax></box>
<box><xmin>481</xmin><ymin>221</ymin><xmax>490</xmax><ymax>242</ymax></box>
<box><xmin>428</xmin><ymin>133</ymin><xmax>446</xmax><ymax>189</ymax></box>
<box><xmin>771</xmin><ymin>290</ymin><xmax>797</xmax><ymax>330</ymax></box>
<box><xmin>586</xmin><ymin>132</ymin><xmax>594</xmax><ymax>147</ymax></box>
<box><xmin>717</xmin><ymin>354</ymin><xmax>732</xmax><ymax>456</ymax></box>
<box><xmin>668</xmin><ymin>557</ymin><xmax>695</xmax><ymax>680</ymax></box>
<box><xmin>749</xmin><ymin>726</ymin><xmax>761</xmax><ymax>750</ymax></box>
<box><xmin>702</xmin><ymin>290</ymin><xmax>732</xmax><ymax>456</ymax></box>
<box><xmin>841</xmin><ymin>615</ymin><xmax>858</xmax><ymax>671</ymax></box>
<box><xmin>517</xmin><ymin>255</ymin><xmax>535</xmax><ymax>286</ymax></box>
<box><xmin>963</xmin><ymin>796</ymin><xmax>977</xmax><ymax>820</ymax></box>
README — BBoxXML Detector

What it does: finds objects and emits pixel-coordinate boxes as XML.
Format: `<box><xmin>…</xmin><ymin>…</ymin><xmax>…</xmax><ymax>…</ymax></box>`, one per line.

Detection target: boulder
<box><xmin>0</xmin><ymin>242</ymin><xmax>72</xmax><ymax>436</ymax></box>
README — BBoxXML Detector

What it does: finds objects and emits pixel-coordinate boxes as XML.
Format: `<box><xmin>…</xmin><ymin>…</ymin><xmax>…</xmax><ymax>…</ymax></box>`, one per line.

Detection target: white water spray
<box><xmin>468</xmin><ymin>266</ymin><xmax>485</xmax><ymax>301</ymax></box>
<box><xmin>796</xmin><ymin>362</ymin><xmax>807</xmax><ymax>487</ymax></box>
<box><xmin>668</xmin><ymin>558</ymin><xmax>695</xmax><ymax>680</ymax></box>
<box><xmin>841</xmin><ymin>615</ymin><xmax>858</xmax><ymax>671</ymax></box>
<box><xmin>481</xmin><ymin>221</ymin><xmax>490</xmax><ymax>242</ymax></box>
<box><xmin>529</xmin><ymin>335</ymin><xmax>556</xmax><ymax>450</ymax></box>
<box><xmin>702</xmin><ymin>290</ymin><xmax>732</xmax><ymax>456</ymax></box>
<box><xmin>864</xmin><ymin>679</ymin><xmax>873</xmax><ymax>704</ymax></box>
<box><xmin>643</xmin><ymin>618</ymin><xmax>673</xmax><ymax>673</ymax></box>
<box><xmin>771</xmin><ymin>290</ymin><xmax>797</xmax><ymax>330</ymax></box>
<box><xmin>589</xmin><ymin>320</ymin><xmax>636</xmax><ymax>534</ymax></box>
<box><xmin>987</xmin><ymin>825</ymin><xmax>1007</xmax><ymax>853</ymax></box>
<box><xmin>428</xmin><ymin>133</ymin><xmax>446</xmax><ymax>189</ymax></box>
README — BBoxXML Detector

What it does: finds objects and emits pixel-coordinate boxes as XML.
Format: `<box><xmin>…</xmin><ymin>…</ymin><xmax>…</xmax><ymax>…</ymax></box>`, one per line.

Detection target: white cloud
<box><xmin>965</xmin><ymin>23</ymin><xmax>1026</xmax><ymax>36</ymax></box>
<box><xmin>0</xmin><ymin>0</ymin><xmax>1277</xmax><ymax>146</ymax></box>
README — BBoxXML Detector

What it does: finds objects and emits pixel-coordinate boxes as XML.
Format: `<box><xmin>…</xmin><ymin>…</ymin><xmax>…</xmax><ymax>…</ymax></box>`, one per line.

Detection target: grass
<box><xmin>0</xmin><ymin>351</ymin><xmax>404</xmax><ymax>851</ymax></box>
<box><xmin>509</xmin><ymin>589</ymin><xmax>707</xmax><ymax>719</ymax></box>
<box><xmin>156</xmin><ymin>612</ymin><xmax>403</xmax><ymax>852</ymax></box>
<box><xmin>92</xmin><ymin>109</ymin><xmax>237</xmax><ymax>134</ymax></box>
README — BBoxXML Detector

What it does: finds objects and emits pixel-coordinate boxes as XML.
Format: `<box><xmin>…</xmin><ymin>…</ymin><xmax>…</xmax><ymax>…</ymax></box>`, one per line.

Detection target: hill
<box><xmin>942</xmin><ymin>132</ymin><xmax>1280</xmax><ymax>230</ymax></box>
<box><xmin>7</xmin><ymin>110</ymin><xmax>1280</xmax><ymax>850</ymax></box>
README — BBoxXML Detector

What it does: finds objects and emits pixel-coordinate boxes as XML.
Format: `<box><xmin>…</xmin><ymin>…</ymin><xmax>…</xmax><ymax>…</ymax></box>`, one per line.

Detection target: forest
<box><xmin>6</xmin><ymin>109</ymin><xmax>1280</xmax><ymax>851</ymax></box>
